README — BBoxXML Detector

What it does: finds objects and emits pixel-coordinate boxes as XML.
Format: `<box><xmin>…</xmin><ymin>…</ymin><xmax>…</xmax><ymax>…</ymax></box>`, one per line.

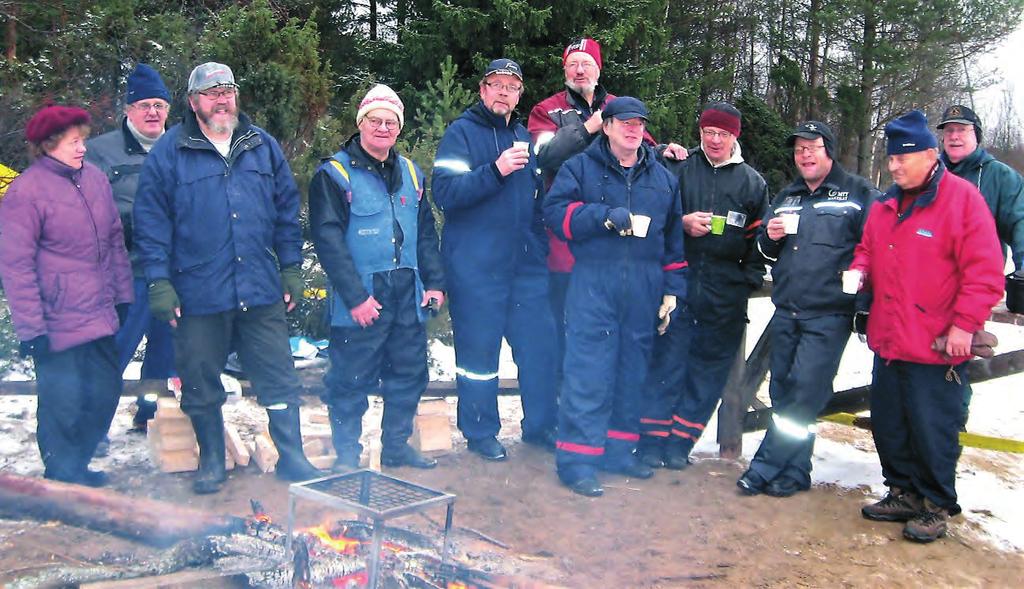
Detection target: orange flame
<box><xmin>308</xmin><ymin>525</ymin><xmax>361</xmax><ymax>554</ymax></box>
<box><xmin>448</xmin><ymin>583</ymin><xmax>470</xmax><ymax>589</ymax></box>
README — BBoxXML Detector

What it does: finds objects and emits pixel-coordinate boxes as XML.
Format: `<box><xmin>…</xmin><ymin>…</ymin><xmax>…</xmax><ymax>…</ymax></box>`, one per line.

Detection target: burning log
<box><xmin>0</xmin><ymin>472</ymin><xmax>245</xmax><ymax>546</ymax></box>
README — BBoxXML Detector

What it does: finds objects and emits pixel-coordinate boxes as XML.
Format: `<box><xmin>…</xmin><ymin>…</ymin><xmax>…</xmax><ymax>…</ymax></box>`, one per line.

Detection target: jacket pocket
<box><xmin>810</xmin><ymin>207</ymin><xmax>852</xmax><ymax>248</ymax></box>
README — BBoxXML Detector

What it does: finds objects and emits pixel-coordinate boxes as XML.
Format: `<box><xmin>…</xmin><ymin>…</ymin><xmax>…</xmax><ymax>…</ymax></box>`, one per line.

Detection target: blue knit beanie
<box><xmin>885</xmin><ymin>110</ymin><xmax>938</xmax><ymax>155</ymax></box>
<box><xmin>126</xmin><ymin>63</ymin><xmax>170</xmax><ymax>104</ymax></box>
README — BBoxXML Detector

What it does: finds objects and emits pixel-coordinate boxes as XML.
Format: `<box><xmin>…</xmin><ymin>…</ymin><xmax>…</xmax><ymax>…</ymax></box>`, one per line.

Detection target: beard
<box><xmin>565</xmin><ymin>79</ymin><xmax>598</xmax><ymax>96</ymax></box>
<box><xmin>195</xmin><ymin>104</ymin><xmax>239</xmax><ymax>136</ymax></box>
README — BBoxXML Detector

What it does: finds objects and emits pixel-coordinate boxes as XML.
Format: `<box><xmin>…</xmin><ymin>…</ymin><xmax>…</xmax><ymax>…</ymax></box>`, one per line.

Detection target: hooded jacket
<box><xmin>134</xmin><ymin>112</ymin><xmax>302</xmax><ymax>315</ymax></box>
<box><xmin>942</xmin><ymin>147</ymin><xmax>1024</xmax><ymax>268</ymax></box>
<box><xmin>850</xmin><ymin>162</ymin><xmax>1004</xmax><ymax>364</ymax></box>
<box><xmin>0</xmin><ymin>156</ymin><xmax>133</xmax><ymax>351</ymax></box>
<box><xmin>431</xmin><ymin>101</ymin><xmax>547</xmax><ymax>283</ymax></box>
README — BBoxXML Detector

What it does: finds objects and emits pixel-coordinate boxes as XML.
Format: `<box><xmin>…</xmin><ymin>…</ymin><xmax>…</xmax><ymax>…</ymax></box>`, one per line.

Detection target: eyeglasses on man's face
<box><xmin>564</xmin><ymin>60</ymin><xmax>598</xmax><ymax>72</ymax></box>
<box><xmin>130</xmin><ymin>101</ymin><xmax>169</xmax><ymax>112</ymax></box>
<box><xmin>198</xmin><ymin>87</ymin><xmax>236</xmax><ymax>100</ymax></box>
<box><xmin>483</xmin><ymin>81</ymin><xmax>523</xmax><ymax>94</ymax></box>
<box><xmin>700</xmin><ymin>129</ymin><xmax>733</xmax><ymax>140</ymax></box>
<box><xmin>364</xmin><ymin>116</ymin><xmax>400</xmax><ymax>131</ymax></box>
<box><xmin>794</xmin><ymin>144</ymin><xmax>825</xmax><ymax>155</ymax></box>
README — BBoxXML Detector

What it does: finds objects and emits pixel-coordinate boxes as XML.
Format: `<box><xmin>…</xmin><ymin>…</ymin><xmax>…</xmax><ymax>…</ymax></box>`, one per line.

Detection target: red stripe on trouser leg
<box><xmin>643</xmin><ymin>431</ymin><xmax>670</xmax><ymax>437</ymax></box>
<box><xmin>640</xmin><ymin>417</ymin><xmax>673</xmax><ymax>425</ymax></box>
<box><xmin>556</xmin><ymin>440</ymin><xmax>605</xmax><ymax>455</ymax></box>
<box><xmin>673</xmin><ymin>415</ymin><xmax>705</xmax><ymax>430</ymax></box>
<box><xmin>607</xmin><ymin>430</ymin><xmax>640</xmax><ymax>442</ymax></box>
<box><xmin>671</xmin><ymin>429</ymin><xmax>698</xmax><ymax>441</ymax></box>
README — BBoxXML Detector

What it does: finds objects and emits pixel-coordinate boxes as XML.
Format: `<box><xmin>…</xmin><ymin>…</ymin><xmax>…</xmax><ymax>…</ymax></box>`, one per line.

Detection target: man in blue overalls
<box><xmin>310</xmin><ymin>84</ymin><xmax>445</xmax><ymax>470</ymax></box>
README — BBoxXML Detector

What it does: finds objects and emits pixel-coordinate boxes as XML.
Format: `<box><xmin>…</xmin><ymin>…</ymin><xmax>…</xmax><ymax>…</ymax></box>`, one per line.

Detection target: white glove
<box><xmin>657</xmin><ymin>295</ymin><xmax>677</xmax><ymax>335</ymax></box>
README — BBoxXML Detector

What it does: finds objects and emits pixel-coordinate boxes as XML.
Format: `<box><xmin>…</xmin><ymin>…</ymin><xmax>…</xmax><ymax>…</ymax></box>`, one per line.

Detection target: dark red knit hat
<box><xmin>25</xmin><ymin>105</ymin><xmax>91</xmax><ymax>144</ymax></box>
<box><xmin>699</xmin><ymin>102</ymin><xmax>741</xmax><ymax>138</ymax></box>
<box><xmin>563</xmin><ymin>38</ymin><xmax>602</xmax><ymax>70</ymax></box>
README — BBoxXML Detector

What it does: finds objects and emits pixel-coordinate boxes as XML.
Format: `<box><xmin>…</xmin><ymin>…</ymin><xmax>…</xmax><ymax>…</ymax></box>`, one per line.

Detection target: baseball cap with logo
<box><xmin>187</xmin><ymin>62</ymin><xmax>238</xmax><ymax>94</ymax></box>
<box><xmin>936</xmin><ymin>104</ymin><xmax>982</xmax><ymax>129</ymax></box>
<box><xmin>484</xmin><ymin>58</ymin><xmax>523</xmax><ymax>81</ymax></box>
<box><xmin>786</xmin><ymin>120</ymin><xmax>836</xmax><ymax>158</ymax></box>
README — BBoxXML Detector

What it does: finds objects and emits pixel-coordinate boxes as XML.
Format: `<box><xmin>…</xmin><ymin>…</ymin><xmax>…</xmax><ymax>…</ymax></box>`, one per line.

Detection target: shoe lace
<box><xmin>914</xmin><ymin>510</ymin><xmax>945</xmax><ymax>526</ymax></box>
<box><xmin>877</xmin><ymin>492</ymin><xmax>907</xmax><ymax>508</ymax></box>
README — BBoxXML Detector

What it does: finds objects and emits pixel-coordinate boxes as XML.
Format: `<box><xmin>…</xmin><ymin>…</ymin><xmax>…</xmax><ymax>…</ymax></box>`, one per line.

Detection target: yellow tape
<box><xmin>401</xmin><ymin>156</ymin><xmax>419</xmax><ymax>192</ymax></box>
<box><xmin>329</xmin><ymin>159</ymin><xmax>350</xmax><ymax>182</ymax></box>
<box><xmin>821</xmin><ymin>413</ymin><xmax>1024</xmax><ymax>454</ymax></box>
<box><xmin>303</xmin><ymin>288</ymin><xmax>327</xmax><ymax>300</ymax></box>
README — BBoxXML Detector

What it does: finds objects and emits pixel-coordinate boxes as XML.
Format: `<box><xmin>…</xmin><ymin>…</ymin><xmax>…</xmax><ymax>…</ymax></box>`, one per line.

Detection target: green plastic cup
<box><xmin>710</xmin><ymin>215</ymin><xmax>726</xmax><ymax>235</ymax></box>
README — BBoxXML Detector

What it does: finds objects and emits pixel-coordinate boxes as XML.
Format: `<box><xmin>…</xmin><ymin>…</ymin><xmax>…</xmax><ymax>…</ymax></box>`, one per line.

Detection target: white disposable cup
<box><xmin>782</xmin><ymin>213</ymin><xmax>800</xmax><ymax>234</ymax></box>
<box><xmin>513</xmin><ymin>141</ymin><xmax>530</xmax><ymax>154</ymax></box>
<box><xmin>842</xmin><ymin>270</ymin><xmax>862</xmax><ymax>294</ymax></box>
<box><xmin>631</xmin><ymin>214</ymin><xmax>651</xmax><ymax>238</ymax></box>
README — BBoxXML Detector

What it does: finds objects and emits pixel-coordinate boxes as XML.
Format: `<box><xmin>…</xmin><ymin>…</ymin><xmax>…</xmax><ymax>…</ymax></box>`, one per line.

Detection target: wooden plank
<box><xmin>716</xmin><ymin>325</ymin><xmax>771</xmax><ymax>458</ymax></box>
<box><xmin>252</xmin><ymin>432</ymin><xmax>278</xmax><ymax>473</ymax></box>
<box><xmin>224</xmin><ymin>423</ymin><xmax>251</xmax><ymax>467</ymax></box>
<box><xmin>80</xmin><ymin>568</ymin><xmax>248</xmax><ymax>588</ymax></box>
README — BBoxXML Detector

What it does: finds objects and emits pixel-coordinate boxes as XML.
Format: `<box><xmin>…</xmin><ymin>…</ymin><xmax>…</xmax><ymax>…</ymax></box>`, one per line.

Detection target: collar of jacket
<box><xmin>695</xmin><ymin>142</ymin><xmax>744</xmax><ymax>169</ymax></box>
<box><xmin>119</xmin><ymin>117</ymin><xmax>147</xmax><ymax>155</ymax></box>
<box><xmin>341</xmin><ymin>132</ymin><xmax>402</xmax><ymax>194</ymax></box>
<box><xmin>585</xmin><ymin>134</ymin><xmax>653</xmax><ymax>177</ymax></box>
<box><xmin>880</xmin><ymin>159</ymin><xmax>945</xmax><ymax>212</ymax></box>
<box><xmin>37</xmin><ymin>154</ymin><xmax>84</xmax><ymax>180</ymax></box>
<box><xmin>177</xmin><ymin>111</ymin><xmax>258</xmax><ymax>153</ymax></box>
<box><xmin>942</xmin><ymin>146</ymin><xmax>992</xmax><ymax>175</ymax></box>
<box><xmin>468</xmin><ymin>100</ymin><xmax>522</xmax><ymax>130</ymax></box>
<box><xmin>565</xmin><ymin>84</ymin><xmax>609</xmax><ymax>113</ymax></box>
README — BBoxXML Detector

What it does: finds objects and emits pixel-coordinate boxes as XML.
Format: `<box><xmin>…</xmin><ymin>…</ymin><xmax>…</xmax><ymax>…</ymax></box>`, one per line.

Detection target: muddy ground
<box><xmin>0</xmin><ymin>396</ymin><xmax>1022</xmax><ymax>588</ymax></box>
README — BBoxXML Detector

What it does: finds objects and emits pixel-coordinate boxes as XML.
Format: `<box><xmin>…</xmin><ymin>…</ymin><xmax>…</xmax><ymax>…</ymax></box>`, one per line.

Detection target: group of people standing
<box><xmin>1</xmin><ymin>38</ymin><xmax>1021</xmax><ymax>547</ymax></box>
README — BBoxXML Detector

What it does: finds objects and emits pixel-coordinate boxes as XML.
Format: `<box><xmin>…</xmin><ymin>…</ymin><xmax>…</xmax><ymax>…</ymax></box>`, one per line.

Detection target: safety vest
<box><xmin>322</xmin><ymin>150</ymin><xmax>426</xmax><ymax>327</ymax></box>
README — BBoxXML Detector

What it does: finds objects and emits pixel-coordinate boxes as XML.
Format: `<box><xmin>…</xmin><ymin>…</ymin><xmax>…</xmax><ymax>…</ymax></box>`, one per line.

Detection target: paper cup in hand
<box><xmin>513</xmin><ymin>141</ymin><xmax>530</xmax><ymax>155</ymax></box>
<box><xmin>630</xmin><ymin>214</ymin><xmax>651</xmax><ymax>238</ymax></box>
<box><xmin>842</xmin><ymin>270</ymin><xmax>862</xmax><ymax>294</ymax></box>
<box><xmin>782</xmin><ymin>213</ymin><xmax>800</xmax><ymax>234</ymax></box>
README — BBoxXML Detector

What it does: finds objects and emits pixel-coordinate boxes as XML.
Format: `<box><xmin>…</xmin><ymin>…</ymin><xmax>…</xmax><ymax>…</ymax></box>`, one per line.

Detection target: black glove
<box><xmin>19</xmin><ymin>335</ymin><xmax>50</xmax><ymax>358</ymax></box>
<box><xmin>604</xmin><ymin>207</ymin><xmax>632</xmax><ymax>232</ymax></box>
<box><xmin>116</xmin><ymin>303</ymin><xmax>130</xmax><ymax>327</ymax></box>
<box><xmin>853</xmin><ymin>311</ymin><xmax>869</xmax><ymax>335</ymax></box>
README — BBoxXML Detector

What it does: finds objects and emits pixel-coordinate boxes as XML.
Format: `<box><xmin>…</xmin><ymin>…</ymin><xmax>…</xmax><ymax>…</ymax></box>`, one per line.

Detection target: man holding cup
<box><xmin>432</xmin><ymin>58</ymin><xmax>557</xmax><ymax>461</ymax></box>
<box><xmin>638</xmin><ymin>102</ymin><xmax>769</xmax><ymax>469</ymax></box>
<box><xmin>543</xmin><ymin>96</ymin><xmax>686</xmax><ymax>497</ymax></box>
<box><xmin>737</xmin><ymin>121</ymin><xmax>878</xmax><ymax>497</ymax></box>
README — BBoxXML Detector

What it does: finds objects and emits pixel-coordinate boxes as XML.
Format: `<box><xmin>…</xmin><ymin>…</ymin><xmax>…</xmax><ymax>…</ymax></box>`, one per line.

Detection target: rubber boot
<box><xmin>190</xmin><ymin>409</ymin><xmax>227</xmax><ymax>494</ymax></box>
<box><xmin>268</xmin><ymin>405</ymin><xmax>324</xmax><ymax>482</ymax></box>
<box><xmin>328</xmin><ymin>405</ymin><xmax>362</xmax><ymax>472</ymax></box>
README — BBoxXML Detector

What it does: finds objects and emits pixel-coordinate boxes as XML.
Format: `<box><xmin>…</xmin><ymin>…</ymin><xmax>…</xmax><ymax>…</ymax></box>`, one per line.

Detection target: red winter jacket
<box><xmin>850</xmin><ymin>163</ymin><xmax>1004</xmax><ymax>364</ymax></box>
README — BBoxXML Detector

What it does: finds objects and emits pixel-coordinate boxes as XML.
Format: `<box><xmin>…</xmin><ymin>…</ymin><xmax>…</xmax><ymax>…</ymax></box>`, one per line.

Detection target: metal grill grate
<box><xmin>302</xmin><ymin>470</ymin><xmax>448</xmax><ymax>515</ymax></box>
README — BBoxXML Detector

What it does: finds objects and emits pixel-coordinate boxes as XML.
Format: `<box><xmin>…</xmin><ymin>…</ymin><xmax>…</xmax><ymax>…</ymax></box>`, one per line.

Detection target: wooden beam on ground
<box><xmin>0</xmin><ymin>472</ymin><xmax>245</xmax><ymax>546</ymax></box>
<box><xmin>717</xmin><ymin>325</ymin><xmax>772</xmax><ymax>458</ymax></box>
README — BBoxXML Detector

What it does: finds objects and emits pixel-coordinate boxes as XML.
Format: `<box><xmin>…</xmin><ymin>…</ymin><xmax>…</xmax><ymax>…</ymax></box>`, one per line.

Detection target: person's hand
<box><xmin>604</xmin><ymin>207</ymin><xmax>632</xmax><ymax>234</ymax></box>
<box><xmin>421</xmin><ymin>290</ymin><xmax>445</xmax><ymax>314</ymax></box>
<box><xmin>350</xmin><ymin>296</ymin><xmax>383</xmax><ymax>328</ymax></box>
<box><xmin>657</xmin><ymin>295</ymin><xmax>677</xmax><ymax>335</ymax></box>
<box><xmin>683</xmin><ymin>211</ymin><xmax>713</xmax><ymax>237</ymax></box>
<box><xmin>280</xmin><ymin>264</ymin><xmax>303</xmax><ymax>312</ymax></box>
<box><xmin>663</xmin><ymin>143</ymin><xmax>688</xmax><ymax>161</ymax></box>
<box><xmin>583</xmin><ymin>110</ymin><xmax>603</xmax><ymax>134</ymax></box>
<box><xmin>945</xmin><ymin>325</ymin><xmax>972</xmax><ymax>358</ymax></box>
<box><xmin>18</xmin><ymin>335</ymin><xmax>50</xmax><ymax>358</ymax></box>
<box><xmin>148</xmin><ymin>279</ymin><xmax>181</xmax><ymax>327</ymax></box>
<box><xmin>495</xmin><ymin>145</ymin><xmax>530</xmax><ymax>176</ymax></box>
<box><xmin>766</xmin><ymin>216</ymin><xmax>787</xmax><ymax>241</ymax></box>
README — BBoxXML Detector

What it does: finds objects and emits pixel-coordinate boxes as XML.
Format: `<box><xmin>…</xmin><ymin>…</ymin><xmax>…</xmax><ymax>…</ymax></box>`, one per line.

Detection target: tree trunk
<box><xmin>369</xmin><ymin>0</ymin><xmax>378</xmax><ymax>41</ymax></box>
<box><xmin>4</xmin><ymin>3</ymin><xmax>16</xmax><ymax>61</ymax></box>
<box><xmin>806</xmin><ymin>0</ymin><xmax>822</xmax><ymax>119</ymax></box>
<box><xmin>856</xmin><ymin>2</ymin><xmax>877</xmax><ymax>176</ymax></box>
<box><xmin>0</xmin><ymin>472</ymin><xmax>245</xmax><ymax>547</ymax></box>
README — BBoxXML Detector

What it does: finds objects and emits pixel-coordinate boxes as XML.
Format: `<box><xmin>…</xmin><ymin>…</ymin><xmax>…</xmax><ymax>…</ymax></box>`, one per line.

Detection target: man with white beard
<box><xmin>134</xmin><ymin>62</ymin><xmax>322</xmax><ymax>495</ymax></box>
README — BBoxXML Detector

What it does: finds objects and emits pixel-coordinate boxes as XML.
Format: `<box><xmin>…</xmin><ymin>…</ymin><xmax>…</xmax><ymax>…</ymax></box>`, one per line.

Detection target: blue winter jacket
<box><xmin>543</xmin><ymin>137</ymin><xmax>688</xmax><ymax>298</ymax></box>
<box><xmin>431</xmin><ymin>101</ymin><xmax>547</xmax><ymax>283</ymax></box>
<box><xmin>134</xmin><ymin>113</ymin><xmax>302</xmax><ymax>315</ymax></box>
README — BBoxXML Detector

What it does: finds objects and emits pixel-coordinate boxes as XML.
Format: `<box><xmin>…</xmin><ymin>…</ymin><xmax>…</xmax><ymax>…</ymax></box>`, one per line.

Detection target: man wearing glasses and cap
<box><xmin>135</xmin><ymin>62</ymin><xmax>322</xmax><ymax>494</ymax></box>
<box><xmin>432</xmin><ymin>58</ymin><xmax>557</xmax><ymax>462</ymax></box>
<box><xmin>737</xmin><ymin>121</ymin><xmax>878</xmax><ymax>498</ymax></box>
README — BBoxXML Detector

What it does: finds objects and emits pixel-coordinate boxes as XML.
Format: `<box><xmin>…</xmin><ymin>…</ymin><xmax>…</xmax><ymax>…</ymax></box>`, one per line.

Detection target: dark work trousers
<box><xmin>548</xmin><ymin>270</ymin><xmax>571</xmax><ymax>399</ymax></box>
<box><xmin>746</xmin><ymin>314</ymin><xmax>850</xmax><ymax>487</ymax></box>
<box><xmin>555</xmin><ymin>261</ymin><xmax>662</xmax><ymax>482</ymax></box>
<box><xmin>640</xmin><ymin>308</ymin><xmax>745</xmax><ymax>454</ymax></box>
<box><xmin>870</xmin><ymin>356</ymin><xmax>965</xmax><ymax>513</ymax></box>
<box><xmin>114</xmin><ymin>277</ymin><xmax>176</xmax><ymax>422</ymax></box>
<box><xmin>35</xmin><ymin>336</ymin><xmax>121</xmax><ymax>480</ymax></box>
<box><xmin>173</xmin><ymin>301</ymin><xmax>300</xmax><ymax>416</ymax></box>
<box><xmin>448</xmin><ymin>263</ymin><xmax>557</xmax><ymax>441</ymax></box>
<box><xmin>323</xmin><ymin>271</ymin><xmax>427</xmax><ymax>454</ymax></box>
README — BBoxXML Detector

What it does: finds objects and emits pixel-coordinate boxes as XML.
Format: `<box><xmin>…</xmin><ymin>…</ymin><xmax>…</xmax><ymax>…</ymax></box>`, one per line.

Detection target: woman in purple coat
<box><xmin>0</xmin><ymin>105</ymin><xmax>133</xmax><ymax>486</ymax></box>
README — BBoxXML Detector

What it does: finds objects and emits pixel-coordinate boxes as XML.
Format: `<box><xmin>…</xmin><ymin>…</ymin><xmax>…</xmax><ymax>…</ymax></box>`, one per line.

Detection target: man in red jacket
<box><xmin>850</xmin><ymin>110</ymin><xmax>1003</xmax><ymax>543</ymax></box>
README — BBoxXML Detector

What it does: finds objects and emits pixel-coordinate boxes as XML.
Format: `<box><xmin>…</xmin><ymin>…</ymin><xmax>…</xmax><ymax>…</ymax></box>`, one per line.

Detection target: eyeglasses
<box><xmin>618</xmin><ymin>120</ymin><xmax>646</xmax><ymax>129</ymax></box>
<box><xmin>483</xmin><ymin>81</ymin><xmax>523</xmax><ymax>94</ymax></box>
<box><xmin>564</xmin><ymin>61</ymin><xmax>598</xmax><ymax>71</ymax></box>
<box><xmin>700</xmin><ymin>129</ymin><xmax>733</xmax><ymax>140</ymax></box>
<box><xmin>364</xmin><ymin>116</ymin><xmax>400</xmax><ymax>131</ymax></box>
<box><xmin>197</xmin><ymin>88</ymin><xmax>236</xmax><ymax>100</ymax></box>
<box><xmin>130</xmin><ymin>101</ymin><xmax>169</xmax><ymax>112</ymax></box>
<box><xmin>794</xmin><ymin>145</ymin><xmax>826</xmax><ymax>155</ymax></box>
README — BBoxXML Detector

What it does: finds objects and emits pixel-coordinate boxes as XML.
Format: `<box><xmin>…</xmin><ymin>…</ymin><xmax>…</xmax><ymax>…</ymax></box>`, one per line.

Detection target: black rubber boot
<box><xmin>268</xmin><ymin>405</ymin><xmax>324</xmax><ymax>482</ymax></box>
<box><xmin>328</xmin><ymin>405</ymin><xmax>363</xmax><ymax>472</ymax></box>
<box><xmin>190</xmin><ymin>409</ymin><xmax>227</xmax><ymax>495</ymax></box>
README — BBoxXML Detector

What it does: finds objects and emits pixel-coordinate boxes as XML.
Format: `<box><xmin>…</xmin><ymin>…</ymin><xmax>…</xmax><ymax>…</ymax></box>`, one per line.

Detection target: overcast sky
<box><xmin>975</xmin><ymin>23</ymin><xmax>1024</xmax><ymax>121</ymax></box>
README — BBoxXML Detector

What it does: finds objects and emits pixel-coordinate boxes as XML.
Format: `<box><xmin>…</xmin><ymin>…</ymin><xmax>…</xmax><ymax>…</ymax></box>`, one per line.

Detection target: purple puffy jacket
<box><xmin>0</xmin><ymin>156</ymin><xmax>133</xmax><ymax>352</ymax></box>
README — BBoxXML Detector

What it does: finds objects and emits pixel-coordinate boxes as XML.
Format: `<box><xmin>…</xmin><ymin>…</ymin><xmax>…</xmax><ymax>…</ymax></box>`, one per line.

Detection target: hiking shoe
<box><xmin>736</xmin><ymin>470</ymin><xmax>767</xmax><ymax>496</ymax></box>
<box><xmin>861</xmin><ymin>487</ymin><xmax>924</xmax><ymax>522</ymax></box>
<box><xmin>763</xmin><ymin>476</ymin><xmax>809</xmax><ymax>498</ymax></box>
<box><xmin>903</xmin><ymin>501</ymin><xmax>949</xmax><ymax>543</ymax></box>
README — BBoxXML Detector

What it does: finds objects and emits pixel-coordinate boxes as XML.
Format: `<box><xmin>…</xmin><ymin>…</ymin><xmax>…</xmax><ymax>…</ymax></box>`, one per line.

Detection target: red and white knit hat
<box><xmin>563</xmin><ymin>38</ymin><xmax>602</xmax><ymax>70</ymax></box>
<box><xmin>356</xmin><ymin>84</ymin><xmax>404</xmax><ymax>129</ymax></box>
